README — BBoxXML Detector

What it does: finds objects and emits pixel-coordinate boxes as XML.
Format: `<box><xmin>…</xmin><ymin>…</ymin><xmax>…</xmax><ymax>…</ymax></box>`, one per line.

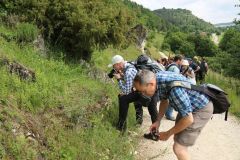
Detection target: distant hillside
<box><xmin>154</xmin><ymin>8</ymin><xmax>219</xmax><ymax>33</ymax></box>
<box><xmin>123</xmin><ymin>0</ymin><xmax>173</xmax><ymax>31</ymax></box>
<box><xmin>214</xmin><ymin>22</ymin><xmax>235</xmax><ymax>28</ymax></box>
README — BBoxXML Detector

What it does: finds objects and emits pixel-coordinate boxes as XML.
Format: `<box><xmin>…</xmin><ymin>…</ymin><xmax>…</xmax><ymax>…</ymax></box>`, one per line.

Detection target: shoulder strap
<box><xmin>167</xmin><ymin>81</ymin><xmax>205</xmax><ymax>93</ymax></box>
<box><xmin>182</xmin><ymin>66</ymin><xmax>189</xmax><ymax>75</ymax></box>
<box><xmin>167</xmin><ymin>81</ymin><xmax>191</xmax><ymax>93</ymax></box>
<box><xmin>125</xmin><ymin>62</ymin><xmax>137</xmax><ymax>71</ymax></box>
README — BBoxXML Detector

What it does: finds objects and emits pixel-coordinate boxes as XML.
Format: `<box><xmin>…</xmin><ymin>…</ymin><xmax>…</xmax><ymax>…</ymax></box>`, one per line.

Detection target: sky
<box><xmin>131</xmin><ymin>0</ymin><xmax>240</xmax><ymax>24</ymax></box>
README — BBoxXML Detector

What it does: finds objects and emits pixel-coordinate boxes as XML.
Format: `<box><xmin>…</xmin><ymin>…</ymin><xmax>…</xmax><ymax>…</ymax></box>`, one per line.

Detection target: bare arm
<box><xmin>186</xmin><ymin>70</ymin><xmax>195</xmax><ymax>78</ymax></box>
<box><xmin>205</xmin><ymin>63</ymin><xmax>208</xmax><ymax>72</ymax></box>
<box><xmin>159</xmin><ymin>113</ymin><xmax>194</xmax><ymax>141</ymax></box>
<box><xmin>168</xmin><ymin>113</ymin><xmax>193</xmax><ymax>135</ymax></box>
<box><xmin>194</xmin><ymin>66</ymin><xmax>200</xmax><ymax>73</ymax></box>
<box><xmin>157</xmin><ymin>99</ymin><xmax>169</xmax><ymax>121</ymax></box>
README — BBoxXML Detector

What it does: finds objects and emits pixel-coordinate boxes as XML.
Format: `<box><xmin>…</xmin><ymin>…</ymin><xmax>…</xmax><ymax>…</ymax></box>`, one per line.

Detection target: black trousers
<box><xmin>117</xmin><ymin>91</ymin><xmax>158</xmax><ymax>130</ymax></box>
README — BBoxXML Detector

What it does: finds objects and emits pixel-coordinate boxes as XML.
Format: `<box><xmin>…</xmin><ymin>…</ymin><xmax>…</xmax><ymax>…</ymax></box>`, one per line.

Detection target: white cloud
<box><xmin>131</xmin><ymin>0</ymin><xmax>240</xmax><ymax>24</ymax></box>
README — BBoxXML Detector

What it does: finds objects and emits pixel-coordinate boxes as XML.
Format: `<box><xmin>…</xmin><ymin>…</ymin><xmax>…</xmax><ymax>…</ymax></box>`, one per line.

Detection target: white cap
<box><xmin>108</xmin><ymin>55</ymin><xmax>124</xmax><ymax>68</ymax></box>
<box><xmin>159</xmin><ymin>51</ymin><xmax>168</xmax><ymax>59</ymax></box>
<box><xmin>182</xmin><ymin>59</ymin><xmax>189</xmax><ymax>66</ymax></box>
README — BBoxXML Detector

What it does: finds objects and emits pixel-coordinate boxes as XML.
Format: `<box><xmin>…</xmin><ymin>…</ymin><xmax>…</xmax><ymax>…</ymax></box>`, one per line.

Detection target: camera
<box><xmin>143</xmin><ymin>129</ymin><xmax>159</xmax><ymax>141</ymax></box>
<box><xmin>108</xmin><ymin>69</ymin><xmax>116</xmax><ymax>78</ymax></box>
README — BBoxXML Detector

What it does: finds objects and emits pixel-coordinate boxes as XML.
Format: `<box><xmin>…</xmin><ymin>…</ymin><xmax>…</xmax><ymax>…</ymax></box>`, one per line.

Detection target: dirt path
<box><xmin>135</xmin><ymin>108</ymin><xmax>240</xmax><ymax>160</ymax></box>
<box><xmin>211</xmin><ymin>33</ymin><xmax>219</xmax><ymax>45</ymax></box>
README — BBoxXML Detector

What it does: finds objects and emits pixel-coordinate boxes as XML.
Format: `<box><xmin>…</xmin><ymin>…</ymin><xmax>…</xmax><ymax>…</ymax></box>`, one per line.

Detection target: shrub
<box><xmin>16</xmin><ymin>23</ymin><xmax>38</xmax><ymax>43</ymax></box>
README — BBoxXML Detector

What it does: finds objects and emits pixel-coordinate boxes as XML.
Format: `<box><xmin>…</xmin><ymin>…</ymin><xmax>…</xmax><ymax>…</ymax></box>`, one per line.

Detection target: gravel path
<box><xmin>135</xmin><ymin>108</ymin><xmax>240</xmax><ymax>160</ymax></box>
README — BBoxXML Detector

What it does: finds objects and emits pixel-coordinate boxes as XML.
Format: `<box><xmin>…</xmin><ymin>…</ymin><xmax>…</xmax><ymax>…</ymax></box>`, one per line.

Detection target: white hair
<box><xmin>134</xmin><ymin>70</ymin><xmax>156</xmax><ymax>85</ymax></box>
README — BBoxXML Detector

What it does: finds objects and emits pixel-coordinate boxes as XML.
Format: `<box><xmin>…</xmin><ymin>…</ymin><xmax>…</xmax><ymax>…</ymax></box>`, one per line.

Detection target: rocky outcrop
<box><xmin>0</xmin><ymin>57</ymin><xmax>36</xmax><ymax>82</ymax></box>
<box><xmin>33</xmin><ymin>35</ymin><xmax>47</xmax><ymax>57</ymax></box>
<box><xmin>127</xmin><ymin>24</ymin><xmax>147</xmax><ymax>53</ymax></box>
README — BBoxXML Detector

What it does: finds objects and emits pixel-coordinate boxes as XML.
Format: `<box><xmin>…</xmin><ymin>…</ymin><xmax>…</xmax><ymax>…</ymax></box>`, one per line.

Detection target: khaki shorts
<box><xmin>174</xmin><ymin>101</ymin><xmax>213</xmax><ymax>146</ymax></box>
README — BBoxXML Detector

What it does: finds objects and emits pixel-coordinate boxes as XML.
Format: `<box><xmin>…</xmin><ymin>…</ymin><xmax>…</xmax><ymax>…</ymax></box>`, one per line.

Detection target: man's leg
<box><xmin>134</xmin><ymin>102</ymin><xmax>143</xmax><ymax>125</ymax></box>
<box><xmin>173</xmin><ymin>142</ymin><xmax>190</xmax><ymax>160</ymax></box>
<box><xmin>117</xmin><ymin>92</ymin><xmax>140</xmax><ymax>131</ymax></box>
<box><xmin>173</xmin><ymin>102</ymin><xmax>213</xmax><ymax>159</ymax></box>
<box><xmin>199</xmin><ymin>71</ymin><xmax>204</xmax><ymax>84</ymax></box>
<box><xmin>147</xmin><ymin>92</ymin><xmax>158</xmax><ymax>123</ymax></box>
<box><xmin>195</xmin><ymin>72</ymin><xmax>199</xmax><ymax>82</ymax></box>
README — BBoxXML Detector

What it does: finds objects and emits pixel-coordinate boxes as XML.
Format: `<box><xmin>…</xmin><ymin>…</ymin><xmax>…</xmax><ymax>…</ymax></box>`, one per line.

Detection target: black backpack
<box><xmin>168</xmin><ymin>81</ymin><xmax>231</xmax><ymax>121</ymax></box>
<box><xmin>129</xmin><ymin>54</ymin><xmax>165</xmax><ymax>73</ymax></box>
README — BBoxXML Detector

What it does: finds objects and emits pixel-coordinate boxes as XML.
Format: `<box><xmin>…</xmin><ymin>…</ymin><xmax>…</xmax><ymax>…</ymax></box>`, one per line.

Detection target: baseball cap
<box><xmin>108</xmin><ymin>55</ymin><xmax>124</xmax><ymax>68</ymax></box>
<box><xmin>182</xmin><ymin>59</ymin><xmax>189</xmax><ymax>66</ymax></box>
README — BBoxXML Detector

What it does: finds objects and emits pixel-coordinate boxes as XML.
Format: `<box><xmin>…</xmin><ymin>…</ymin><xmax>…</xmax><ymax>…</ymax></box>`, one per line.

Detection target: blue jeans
<box><xmin>165</xmin><ymin>105</ymin><xmax>174</xmax><ymax>118</ymax></box>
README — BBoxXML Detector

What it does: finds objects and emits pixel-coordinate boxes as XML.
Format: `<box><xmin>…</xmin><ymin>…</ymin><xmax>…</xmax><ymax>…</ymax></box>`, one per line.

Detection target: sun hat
<box><xmin>182</xmin><ymin>59</ymin><xmax>189</xmax><ymax>66</ymax></box>
<box><xmin>108</xmin><ymin>55</ymin><xmax>124</xmax><ymax>68</ymax></box>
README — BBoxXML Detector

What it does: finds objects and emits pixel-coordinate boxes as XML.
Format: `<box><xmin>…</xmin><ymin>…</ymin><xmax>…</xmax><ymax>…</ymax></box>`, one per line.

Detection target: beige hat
<box><xmin>182</xmin><ymin>59</ymin><xmax>189</xmax><ymax>66</ymax></box>
<box><xmin>108</xmin><ymin>55</ymin><xmax>124</xmax><ymax>68</ymax></box>
<box><xmin>159</xmin><ymin>51</ymin><xmax>168</xmax><ymax>59</ymax></box>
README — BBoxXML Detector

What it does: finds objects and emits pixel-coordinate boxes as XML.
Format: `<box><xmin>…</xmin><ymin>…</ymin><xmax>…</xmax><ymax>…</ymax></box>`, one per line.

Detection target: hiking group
<box><xmin>107</xmin><ymin>53</ymin><xmax>230</xmax><ymax>160</ymax></box>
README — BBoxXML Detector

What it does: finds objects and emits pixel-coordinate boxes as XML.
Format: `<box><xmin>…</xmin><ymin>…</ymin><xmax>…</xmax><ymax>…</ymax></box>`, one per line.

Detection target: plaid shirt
<box><xmin>118</xmin><ymin>62</ymin><xmax>137</xmax><ymax>94</ymax></box>
<box><xmin>156</xmin><ymin>71</ymin><xmax>209</xmax><ymax>117</ymax></box>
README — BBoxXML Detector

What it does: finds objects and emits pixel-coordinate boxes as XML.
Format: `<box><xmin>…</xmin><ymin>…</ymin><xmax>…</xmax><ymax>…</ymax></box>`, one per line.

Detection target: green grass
<box><xmin>92</xmin><ymin>32</ymin><xmax>166</xmax><ymax>72</ymax></box>
<box><xmin>92</xmin><ymin>45</ymin><xmax>142</xmax><ymax>72</ymax></box>
<box><xmin>206</xmin><ymin>71</ymin><xmax>240</xmax><ymax>118</ymax></box>
<box><xmin>151</xmin><ymin>32</ymin><xmax>165</xmax><ymax>50</ymax></box>
<box><xmin>0</xmin><ymin>24</ymin><xmax>139</xmax><ymax>159</ymax></box>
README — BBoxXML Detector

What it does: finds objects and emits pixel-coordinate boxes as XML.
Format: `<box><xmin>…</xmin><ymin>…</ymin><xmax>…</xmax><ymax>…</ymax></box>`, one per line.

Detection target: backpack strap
<box><xmin>167</xmin><ymin>81</ymin><xmax>192</xmax><ymax>94</ymax></box>
<box><xmin>225</xmin><ymin>109</ymin><xmax>228</xmax><ymax>121</ymax></box>
<box><xmin>125</xmin><ymin>61</ymin><xmax>137</xmax><ymax>71</ymax></box>
<box><xmin>168</xmin><ymin>81</ymin><xmax>210</xmax><ymax>96</ymax></box>
<box><xmin>182</xmin><ymin>66</ymin><xmax>190</xmax><ymax>75</ymax></box>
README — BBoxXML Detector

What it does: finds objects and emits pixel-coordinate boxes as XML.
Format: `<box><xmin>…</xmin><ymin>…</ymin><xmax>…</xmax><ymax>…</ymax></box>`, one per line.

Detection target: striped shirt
<box><xmin>156</xmin><ymin>71</ymin><xmax>209</xmax><ymax>117</ymax></box>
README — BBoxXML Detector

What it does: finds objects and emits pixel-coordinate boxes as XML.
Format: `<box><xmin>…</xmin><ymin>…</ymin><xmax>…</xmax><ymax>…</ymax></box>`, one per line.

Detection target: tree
<box><xmin>1</xmin><ymin>0</ymin><xmax>137</xmax><ymax>61</ymax></box>
<box><xmin>219</xmin><ymin>29</ymin><xmax>240</xmax><ymax>58</ymax></box>
<box><xmin>188</xmin><ymin>34</ymin><xmax>217</xmax><ymax>57</ymax></box>
<box><xmin>214</xmin><ymin>29</ymin><xmax>240</xmax><ymax>78</ymax></box>
<box><xmin>179</xmin><ymin>41</ymin><xmax>195</xmax><ymax>57</ymax></box>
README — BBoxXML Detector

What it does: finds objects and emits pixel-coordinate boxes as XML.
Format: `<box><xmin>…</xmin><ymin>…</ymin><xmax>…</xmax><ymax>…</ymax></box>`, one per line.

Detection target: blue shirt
<box><xmin>118</xmin><ymin>62</ymin><xmax>137</xmax><ymax>94</ymax></box>
<box><xmin>167</xmin><ymin>63</ymin><xmax>180</xmax><ymax>74</ymax></box>
<box><xmin>156</xmin><ymin>71</ymin><xmax>209</xmax><ymax>117</ymax></box>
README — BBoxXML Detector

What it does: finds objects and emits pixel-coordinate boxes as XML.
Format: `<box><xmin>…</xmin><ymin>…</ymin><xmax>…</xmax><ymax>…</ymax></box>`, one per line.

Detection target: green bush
<box><xmin>218</xmin><ymin>29</ymin><xmax>240</xmax><ymax>78</ymax></box>
<box><xmin>16</xmin><ymin>23</ymin><xmax>38</xmax><ymax>43</ymax></box>
<box><xmin>163</xmin><ymin>31</ymin><xmax>217</xmax><ymax>57</ymax></box>
<box><xmin>1</xmin><ymin>0</ymin><xmax>137</xmax><ymax>61</ymax></box>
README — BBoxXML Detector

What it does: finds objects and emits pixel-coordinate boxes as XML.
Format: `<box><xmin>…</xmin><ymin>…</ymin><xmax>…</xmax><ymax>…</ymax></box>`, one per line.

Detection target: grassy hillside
<box><xmin>92</xmin><ymin>31</ymin><xmax>166</xmax><ymax>72</ymax></box>
<box><xmin>154</xmin><ymin>8</ymin><xmax>219</xmax><ymax>33</ymax></box>
<box><xmin>0</xmin><ymin>24</ymin><xmax>141</xmax><ymax>159</ymax></box>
